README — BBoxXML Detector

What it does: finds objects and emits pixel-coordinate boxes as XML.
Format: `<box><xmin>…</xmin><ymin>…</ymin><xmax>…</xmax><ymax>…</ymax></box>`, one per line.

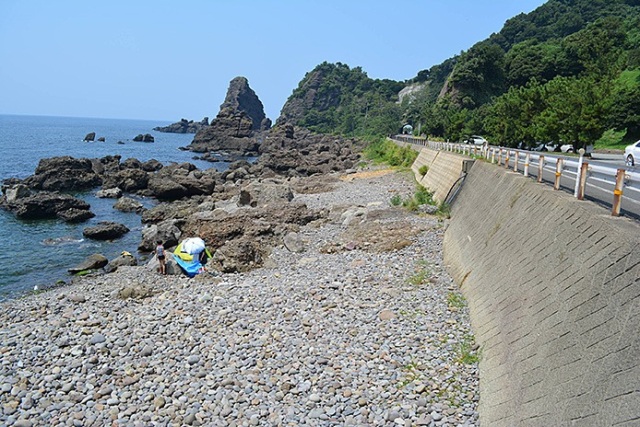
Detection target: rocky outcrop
<box><xmin>220</xmin><ymin>77</ymin><xmax>270</xmax><ymax>131</ymax></box>
<box><xmin>188</xmin><ymin>109</ymin><xmax>260</xmax><ymax>155</ymax></box>
<box><xmin>250</xmin><ymin>125</ymin><xmax>365</xmax><ymax>177</ymax></box>
<box><xmin>83</xmin><ymin>132</ymin><xmax>96</xmax><ymax>142</ymax></box>
<box><xmin>0</xmin><ymin>189</ymin><xmax>93</xmax><ymax>221</ymax></box>
<box><xmin>83</xmin><ymin>221</ymin><xmax>130</xmax><ymax>240</ymax></box>
<box><xmin>154</xmin><ymin>117</ymin><xmax>209</xmax><ymax>134</ymax></box>
<box><xmin>186</xmin><ymin>77</ymin><xmax>270</xmax><ymax>156</ymax></box>
<box><xmin>133</xmin><ymin>133</ymin><xmax>154</xmax><ymax>142</ymax></box>
<box><xmin>147</xmin><ymin>163</ymin><xmax>216</xmax><ymax>201</ymax></box>
<box><xmin>113</xmin><ymin>196</ymin><xmax>145</xmax><ymax>213</ymax></box>
<box><xmin>57</xmin><ymin>208</ymin><xmax>96</xmax><ymax>223</ymax></box>
<box><xmin>22</xmin><ymin>156</ymin><xmax>102</xmax><ymax>192</ymax></box>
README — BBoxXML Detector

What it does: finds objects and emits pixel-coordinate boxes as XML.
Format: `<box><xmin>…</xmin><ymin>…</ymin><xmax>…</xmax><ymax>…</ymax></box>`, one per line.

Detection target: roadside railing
<box><xmin>393</xmin><ymin>135</ymin><xmax>640</xmax><ymax>217</ymax></box>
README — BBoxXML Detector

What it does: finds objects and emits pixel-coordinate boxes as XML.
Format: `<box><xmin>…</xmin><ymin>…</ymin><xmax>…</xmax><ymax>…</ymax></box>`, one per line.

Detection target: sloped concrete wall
<box><xmin>443</xmin><ymin>161</ymin><xmax>640</xmax><ymax>426</ymax></box>
<box><xmin>407</xmin><ymin>145</ymin><xmax>466</xmax><ymax>203</ymax></box>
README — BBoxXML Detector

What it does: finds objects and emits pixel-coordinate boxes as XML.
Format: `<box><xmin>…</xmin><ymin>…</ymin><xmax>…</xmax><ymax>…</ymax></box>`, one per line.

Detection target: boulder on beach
<box><xmin>68</xmin><ymin>253</ymin><xmax>108</xmax><ymax>274</ymax></box>
<box><xmin>105</xmin><ymin>252</ymin><xmax>138</xmax><ymax>273</ymax></box>
<box><xmin>83</xmin><ymin>221</ymin><xmax>130</xmax><ymax>240</ymax></box>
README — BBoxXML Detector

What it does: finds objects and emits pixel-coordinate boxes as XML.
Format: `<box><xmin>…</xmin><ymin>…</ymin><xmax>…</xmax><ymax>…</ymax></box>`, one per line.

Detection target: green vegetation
<box><xmin>281</xmin><ymin>0</ymin><xmax>640</xmax><ymax>149</ymax></box>
<box><xmin>456</xmin><ymin>334</ymin><xmax>481</xmax><ymax>365</ymax></box>
<box><xmin>390</xmin><ymin>194</ymin><xmax>402</xmax><ymax>206</ymax></box>
<box><xmin>408</xmin><ymin>260</ymin><xmax>433</xmax><ymax>286</ymax></box>
<box><xmin>418</xmin><ymin>165</ymin><xmax>429</xmax><ymax>176</ymax></box>
<box><xmin>447</xmin><ymin>292</ymin><xmax>467</xmax><ymax>310</ymax></box>
<box><xmin>364</xmin><ymin>138</ymin><xmax>418</xmax><ymax>167</ymax></box>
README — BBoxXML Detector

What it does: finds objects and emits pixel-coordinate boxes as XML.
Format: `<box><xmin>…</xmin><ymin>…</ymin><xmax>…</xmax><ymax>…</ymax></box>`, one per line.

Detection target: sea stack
<box><xmin>186</xmin><ymin>77</ymin><xmax>271</xmax><ymax>155</ymax></box>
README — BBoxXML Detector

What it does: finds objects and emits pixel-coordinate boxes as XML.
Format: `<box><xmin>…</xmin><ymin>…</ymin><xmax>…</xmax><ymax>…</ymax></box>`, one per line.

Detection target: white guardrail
<box><xmin>394</xmin><ymin>135</ymin><xmax>640</xmax><ymax>217</ymax></box>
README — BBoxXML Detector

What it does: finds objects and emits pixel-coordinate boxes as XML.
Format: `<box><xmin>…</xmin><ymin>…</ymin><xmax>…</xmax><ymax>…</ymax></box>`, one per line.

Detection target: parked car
<box><xmin>625</xmin><ymin>140</ymin><xmax>640</xmax><ymax>166</ymax></box>
<box><xmin>465</xmin><ymin>135</ymin><xmax>488</xmax><ymax>145</ymax></box>
<box><xmin>560</xmin><ymin>144</ymin><xmax>574</xmax><ymax>153</ymax></box>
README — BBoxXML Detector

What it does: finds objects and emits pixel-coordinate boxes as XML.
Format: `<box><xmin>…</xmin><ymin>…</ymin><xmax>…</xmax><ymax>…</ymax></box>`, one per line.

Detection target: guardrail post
<box><xmin>554</xmin><ymin>158</ymin><xmax>564</xmax><ymax>190</ymax></box>
<box><xmin>574</xmin><ymin>149</ymin><xmax>585</xmax><ymax>198</ymax></box>
<box><xmin>524</xmin><ymin>153</ymin><xmax>530</xmax><ymax>177</ymax></box>
<box><xmin>505</xmin><ymin>150</ymin><xmax>510</xmax><ymax>169</ymax></box>
<box><xmin>538</xmin><ymin>155</ymin><xmax>544</xmax><ymax>183</ymax></box>
<box><xmin>497</xmin><ymin>149</ymin><xmax>502</xmax><ymax>166</ymax></box>
<box><xmin>491</xmin><ymin>148</ymin><xmax>496</xmax><ymax>164</ymax></box>
<box><xmin>612</xmin><ymin>169</ymin><xmax>625</xmax><ymax>216</ymax></box>
<box><xmin>514</xmin><ymin>151</ymin><xmax>519</xmax><ymax>173</ymax></box>
<box><xmin>577</xmin><ymin>162</ymin><xmax>589</xmax><ymax>200</ymax></box>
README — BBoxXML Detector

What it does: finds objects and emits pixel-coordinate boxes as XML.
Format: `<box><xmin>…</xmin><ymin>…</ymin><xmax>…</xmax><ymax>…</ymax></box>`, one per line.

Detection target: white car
<box><xmin>466</xmin><ymin>135</ymin><xmax>487</xmax><ymax>145</ymax></box>
<box><xmin>625</xmin><ymin>140</ymin><xmax>640</xmax><ymax>166</ymax></box>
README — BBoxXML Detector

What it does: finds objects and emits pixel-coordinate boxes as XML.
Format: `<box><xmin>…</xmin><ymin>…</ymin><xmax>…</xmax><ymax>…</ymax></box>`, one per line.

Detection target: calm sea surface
<box><xmin>0</xmin><ymin>114</ymin><xmax>225</xmax><ymax>301</ymax></box>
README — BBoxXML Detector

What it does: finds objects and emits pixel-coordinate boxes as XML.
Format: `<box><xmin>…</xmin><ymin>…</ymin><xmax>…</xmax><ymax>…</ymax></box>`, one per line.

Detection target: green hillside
<box><xmin>279</xmin><ymin>0</ymin><xmax>640</xmax><ymax>148</ymax></box>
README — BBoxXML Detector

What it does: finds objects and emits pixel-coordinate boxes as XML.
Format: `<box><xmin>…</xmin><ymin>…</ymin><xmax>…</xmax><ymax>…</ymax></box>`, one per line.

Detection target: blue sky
<box><xmin>0</xmin><ymin>0</ymin><xmax>547</xmax><ymax>122</ymax></box>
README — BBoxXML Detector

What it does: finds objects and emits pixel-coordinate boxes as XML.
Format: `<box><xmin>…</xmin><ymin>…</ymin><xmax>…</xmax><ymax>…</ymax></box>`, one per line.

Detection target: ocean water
<box><xmin>0</xmin><ymin>114</ymin><xmax>225</xmax><ymax>301</ymax></box>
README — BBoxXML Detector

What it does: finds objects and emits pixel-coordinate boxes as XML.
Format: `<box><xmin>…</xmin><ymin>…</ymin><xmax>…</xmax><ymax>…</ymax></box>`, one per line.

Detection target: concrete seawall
<box><xmin>442</xmin><ymin>160</ymin><xmax>640</xmax><ymax>426</ymax></box>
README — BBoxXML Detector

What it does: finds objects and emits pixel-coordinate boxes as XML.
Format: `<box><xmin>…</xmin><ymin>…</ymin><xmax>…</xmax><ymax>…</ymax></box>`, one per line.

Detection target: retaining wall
<box><xmin>443</xmin><ymin>160</ymin><xmax>640</xmax><ymax>426</ymax></box>
<box><xmin>409</xmin><ymin>146</ymin><xmax>466</xmax><ymax>203</ymax></box>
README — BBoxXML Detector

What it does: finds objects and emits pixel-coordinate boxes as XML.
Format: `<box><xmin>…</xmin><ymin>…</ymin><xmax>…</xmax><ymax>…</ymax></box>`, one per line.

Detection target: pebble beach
<box><xmin>0</xmin><ymin>169</ymin><xmax>479</xmax><ymax>426</ymax></box>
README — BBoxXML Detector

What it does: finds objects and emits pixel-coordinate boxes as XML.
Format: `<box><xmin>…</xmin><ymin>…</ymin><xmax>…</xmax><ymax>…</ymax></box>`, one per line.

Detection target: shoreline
<box><xmin>0</xmin><ymin>170</ymin><xmax>480</xmax><ymax>426</ymax></box>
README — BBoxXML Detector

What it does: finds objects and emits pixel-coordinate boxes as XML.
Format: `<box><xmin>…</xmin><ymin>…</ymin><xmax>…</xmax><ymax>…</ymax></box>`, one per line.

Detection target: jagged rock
<box><xmin>83</xmin><ymin>221</ymin><xmax>130</xmax><ymax>240</ymax></box>
<box><xmin>142</xmin><ymin>159</ymin><xmax>163</xmax><ymax>172</ymax></box>
<box><xmin>209</xmin><ymin>237</ymin><xmax>267</xmax><ymax>273</ymax></box>
<box><xmin>133</xmin><ymin>133</ymin><xmax>154</xmax><ymax>142</ymax></box>
<box><xmin>113</xmin><ymin>196</ymin><xmax>144</xmax><ymax>213</ymax></box>
<box><xmin>237</xmin><ymin>180</ymin><xmax>293</xmax><ymax>208</ymax></box>
<box><xmin>22</xmin><ymin>156</ymin><xmax>102</xmax><ymax>191</ymax></box>
<box><xmin>105</xmin><ymin>252</ymin><xmax>138</xmax><ymax>273</ymax></box>
<box><xmin>2</xmin><ymin>184</ymin><xmax>31</xmax><ymax>202</ymax></box>
<box><xmin>220</xmin><ymin>77</ymin><xmax>269</xmax><ymax>131</ymax></box>
<box><xmin>101</xmin><ymin>169</ymin><xmax>149</xmax><ymax>193</ymax></box>
<box><xmin>1</xmin><ymin>191</ymin><xmax>92</xmax><ymax>220</ymax></box>
<box><xmin>138</xmin><ymin>220</ymin><xmax>182</xmax><ymax>252</ymax></box>
<box><xmin>186</xmin><ymin>77</ymin><xmax>270</xmax><ymax>155</ymax></box>
<box><xmin>147</xmin><ymin>163</ymin><xmax>215</xmax><ymax>200</ymax></box>
<box><xmin>96</xmin><ymin>188</ymin><xmax>123</xmax><ymax>198</ymax></box>
<box><xmin>57</xmin><ymin>208</ymin><xmax>96</xmax><ymax>223</ymax></box>
<box><xmin>68</xmin><ymin>253</ymin><xmax>108</xmax><ymax>274</ymax></box>
<box><xmin>84</xmin><ymin>132</ymin><xmax>96</xmax><ymax>142</ymax></box>
<box><xmin>153</xmin><ymin>117</ymin><xmax>209</xmax><ymax>134</ymax></box>
<box><xmin>97</xmin><ymin>136</ymin><xmax>106</xmax><ymax>142</ymax></box>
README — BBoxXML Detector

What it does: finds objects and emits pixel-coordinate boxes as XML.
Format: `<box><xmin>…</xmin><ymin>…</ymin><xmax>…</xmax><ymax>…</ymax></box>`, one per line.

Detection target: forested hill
<box><xmin>278</xmin><ymin>0</ymin><xmax>640</xmax><ymax>149</ymax></box>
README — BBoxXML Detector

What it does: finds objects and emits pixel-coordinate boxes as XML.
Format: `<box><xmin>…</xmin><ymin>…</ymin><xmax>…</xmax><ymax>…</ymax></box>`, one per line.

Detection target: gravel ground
<box><xmin>0</xmin><ymin>169</ymin><xmax>479</xmax><ymax>427</ymax></box>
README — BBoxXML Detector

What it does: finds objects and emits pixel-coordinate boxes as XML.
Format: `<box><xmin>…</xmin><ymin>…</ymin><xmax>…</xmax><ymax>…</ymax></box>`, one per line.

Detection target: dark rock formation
<box><xmin>188</xmin><ymin>109</ymin><xmax>259</xmax><ymax>155</ymax></box>
<box><xmin>0</xmin><ymin>189</ymin><xmax>92</xmax><ymax>221</ymax></box>
<box><xmin>147</xmin><ymin>163</ymin><xmax>216</xmax><ymax>200</ymax></box>
<box><xmin>97</xmin><ymin>136</ymin><xmax>106</xmax><ymax>142</ymax></box>
<box><xmin>68</xmin><ymin>254</ymin><xmax>108</xmax><ymax>274</ymax></box>
<box><xmin>83</xmin><ymin>221</ymin><xmax>130</xmax><ymax>240</ymax></box>
<box><xmin>113</xmin><ymin>196</ymin><xmax>145</xmax><ymax>213</ymax></box>
<box><xmin>133</xmin><ymin>133</ymin><xmax>154</xmax><ymax>142</ymax></box>
<box><xmin>249</xmin><ymin>125</ymin><xmax>365</xmax><ymax>177</ymax></box>
<box><xmin>220</xmin><ymin>77</ymin><xmax>269</xmax><ymax>131</ymax></box>
<box><xmin>186</xmin><ymin>77</ymin><xmax>270</xmax><ymax>156</ymax></box>
<box><xmin>57</xmin><ymin>208</ymin><xmax>96</xmax><ymax>223</ymax></box>
<box><xmin>154</xmin><ymin>117</ymin><xmax>209</xmax><ymax>134</ymax></box>
<box><xmin>22</xmin><ymin>156</ymin><xmax>102</xmax><ymax>192</ymax></box>
<box><xmin>84</xmin><ymin>132</ymin><xmax>96</xmax><ymax>142</ymax></box>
